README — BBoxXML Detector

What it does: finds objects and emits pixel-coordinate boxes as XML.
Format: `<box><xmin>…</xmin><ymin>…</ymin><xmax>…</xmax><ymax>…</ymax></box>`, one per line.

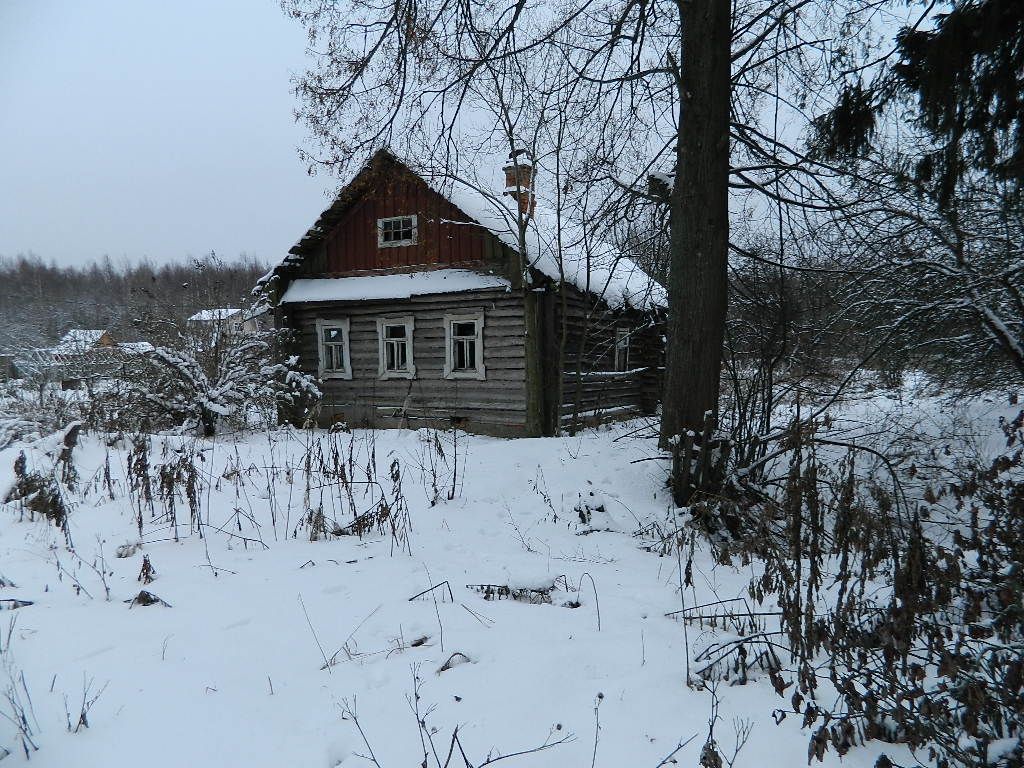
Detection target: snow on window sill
<box><xmin>320</xmin><ymin>370</ymin><xmax>352</xmax><ymax>380</ymax></box>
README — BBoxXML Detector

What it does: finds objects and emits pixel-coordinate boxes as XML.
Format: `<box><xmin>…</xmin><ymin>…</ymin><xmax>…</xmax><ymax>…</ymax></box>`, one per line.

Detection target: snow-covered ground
<box><xmin>0</xmin><ymin>388</ymin><xmax>1013</xmax><ymax>767</ymax></box>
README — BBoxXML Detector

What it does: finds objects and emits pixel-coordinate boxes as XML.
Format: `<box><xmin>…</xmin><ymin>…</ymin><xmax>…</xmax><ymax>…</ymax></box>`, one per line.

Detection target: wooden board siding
<box><xmin>321</xmin><ymin>175</ymin><xmax>508</xmax><ymax>276</ymax></box>
<box><xmin>284</xmin><ymin>289</ymin><xmax>531</xmax><ymax>436</ymax></box>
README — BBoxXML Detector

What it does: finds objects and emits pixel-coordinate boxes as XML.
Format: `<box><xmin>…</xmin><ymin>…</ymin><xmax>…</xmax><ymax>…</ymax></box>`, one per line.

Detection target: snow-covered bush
<box><xmin>1</xmin><ymin>423</ymin><xmax>81</xmax><ymax>546</ymax></box>
<box><xmin>131</xmin><ymin>319</ymin><xmax>319</xmax><ymax>436</ymax></box>
<box><xmin>0</xmin><ymin>417</ymin><xmax>42</xmax><ymax>451</ymax></box>
<box><xmin>9</xmin><ymin>346</ymin><xmax>59</xmax><ymax>408</ymax></box>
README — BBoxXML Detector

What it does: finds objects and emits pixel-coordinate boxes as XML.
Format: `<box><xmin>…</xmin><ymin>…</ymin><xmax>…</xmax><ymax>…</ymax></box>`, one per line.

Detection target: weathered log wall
<box><xmin>284</xmin><ymin>289</ymin><xmax>531</xmax><ymax>436</ymax></box>
<box><xmin>555</xmin><ymin>287</ymin><xmax>663</xmax><ymax>429</ymax></box>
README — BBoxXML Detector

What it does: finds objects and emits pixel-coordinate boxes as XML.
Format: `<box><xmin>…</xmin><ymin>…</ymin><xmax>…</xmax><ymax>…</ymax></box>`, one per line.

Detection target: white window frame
<box><xmin>443</xmin><ymin>311</ymin><xmax>486</xmax><ymax>380</ymax></box>
<box><xmin>316</xmin><ymin>318</ymin><xmax>352</xmax><ymax>380</ymax></box>
<box><xmin>377</xmin><ymin>215</ymin><xmax>418</xmax><ymax>247</ymax></box>
<box><xmin>376</xmin><ymin>315</ymin><xmax>416</xmax><ymax>379</ymax></box>
<box><xmin>614</xmin><ymin>326</ymin><xmax>630</xmax><ymax>372</ymax></box>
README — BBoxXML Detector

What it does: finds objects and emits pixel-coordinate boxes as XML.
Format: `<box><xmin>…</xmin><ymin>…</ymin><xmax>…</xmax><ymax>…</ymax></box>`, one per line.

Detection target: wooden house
<box><xmin>53</xmin><ymin>329</ymin><xmax>116</xmax><ymax>355</ymax></box>
<box><xmin>187</xmin><ymin>308</ymin><xmax>265</xmax><ymax>335</ymax></box>
<box><xmin>52</xmin><ymin>329</ymin><xmax>118</xmax><ymax>389</ymax></box>
<box><xmin>263</xmin><ymin>149</ymin><xmax>665</xmax><ymax>436</ymax></box>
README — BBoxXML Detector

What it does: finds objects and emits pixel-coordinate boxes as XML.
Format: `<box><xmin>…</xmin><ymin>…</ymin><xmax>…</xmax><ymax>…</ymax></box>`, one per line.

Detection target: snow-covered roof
<box><xmin>188</xmin><ymin>308</ymin><xmax>242</xmax><ymax>322</ymax></box>
<box><xmin>280</xmin><ymin>270</ymin><xmax>511</xmax><ymax>304</ymax></box>
<box><xmin>273</xmin><ymin>149</ymin><xmax>666</xmax><ymax>312</ymax></box>
<box><xmin>54</xmin><ymin>329</ymin><xmax>110</xmax><ymax>354</ymax></box>
<box><xmin>118</xmin><ymin>341</ymin><xmax>155</xmax><ymax>354</ymax></box>
<box><xmin>434</xmin><ymin>175</ymin><xmax>667</xmax><ymax>310</ymax></box>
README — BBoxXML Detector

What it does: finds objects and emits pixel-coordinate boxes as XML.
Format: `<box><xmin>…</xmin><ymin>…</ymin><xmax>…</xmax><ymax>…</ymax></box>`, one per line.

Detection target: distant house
<box><xmin>52</xmin><ymin>329</ymin><xmax>117</xmax><ymax>389</ymax></box>
<box><xmin>53</xmin><ymin>329</ymin><xmax>116</xmax><ymax>356</ymax></box>
<box><xmin>262</xmin><ymin>148</ymin><xmax>665</xmax><ymax>437</ymax></box>
<box><xmin>187</xmin><ymin>308</ymin><xmax>263</xmax><ymax>335</ymax></box>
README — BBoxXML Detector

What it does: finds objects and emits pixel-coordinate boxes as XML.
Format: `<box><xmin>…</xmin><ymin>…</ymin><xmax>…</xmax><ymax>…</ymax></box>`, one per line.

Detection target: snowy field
<box><xmin>0</xmin><ymin>388</ymin><xmax>1013</xmax><ymax>767</ymax></box>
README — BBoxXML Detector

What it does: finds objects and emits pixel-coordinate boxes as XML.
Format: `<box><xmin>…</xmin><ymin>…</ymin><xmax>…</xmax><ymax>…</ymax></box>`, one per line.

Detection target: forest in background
<box><xmin>0</xmin><ymin>253</ymin><xmax>267</xmax><ymax>349</ymax></box>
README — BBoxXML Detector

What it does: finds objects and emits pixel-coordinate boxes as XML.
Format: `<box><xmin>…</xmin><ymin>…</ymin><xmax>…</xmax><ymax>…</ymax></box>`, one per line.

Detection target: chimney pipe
<box><xmin>503</xmin><ymin>150</ymin><xmax>535</xmax><ymax>218</ymax></box>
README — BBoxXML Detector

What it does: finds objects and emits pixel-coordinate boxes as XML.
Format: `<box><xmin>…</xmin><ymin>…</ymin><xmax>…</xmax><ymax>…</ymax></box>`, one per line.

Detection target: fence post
<box><xmin>673</xmin><ymin>430</ymin><xmax>696</xmax><ymax>507</ymax></box>
<box><xmin>695</xmin><ymin>414</ymin><xmax>714</xmax><ymax>493</ymax></box>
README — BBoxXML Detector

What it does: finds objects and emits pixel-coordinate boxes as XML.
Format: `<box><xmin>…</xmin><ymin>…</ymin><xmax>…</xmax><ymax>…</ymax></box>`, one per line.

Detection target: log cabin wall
<box><xmin>284</xmin><ymin>288</ymin><xmax>532</xmax><ymax>436</ymax></box>
<box><xmin>555</xmin><ymin>286</ymin><xmax>663</xmax><ymax>429</ymax></box>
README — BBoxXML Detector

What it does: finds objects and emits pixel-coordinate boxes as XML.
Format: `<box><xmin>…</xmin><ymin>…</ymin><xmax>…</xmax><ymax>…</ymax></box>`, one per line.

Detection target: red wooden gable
<box><xmin>306</xmin><ymin>154</ymin><xmax>509</xmax><ymax>277</ymax></box>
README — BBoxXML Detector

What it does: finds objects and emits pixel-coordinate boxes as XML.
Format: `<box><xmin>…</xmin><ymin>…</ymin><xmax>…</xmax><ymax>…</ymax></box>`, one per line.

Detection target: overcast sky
<box><xmin>0</xmin><ymin>0</ymin><xmax>336</xmax><ymax>268</ymax></box>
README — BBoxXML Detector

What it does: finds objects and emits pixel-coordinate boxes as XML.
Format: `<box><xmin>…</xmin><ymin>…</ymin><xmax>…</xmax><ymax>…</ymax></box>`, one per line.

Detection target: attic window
<box><xmin>378</xmin><ymin>215</ymin><xmax>418</xmax><ymax>247</ymax></box>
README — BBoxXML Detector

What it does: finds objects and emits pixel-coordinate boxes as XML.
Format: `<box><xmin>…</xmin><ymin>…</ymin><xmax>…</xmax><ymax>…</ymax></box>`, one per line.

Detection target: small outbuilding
<box><xmin>0</xmin><ymin>353</ymin><xmax>15</xmax><ymax>381</ymax></box>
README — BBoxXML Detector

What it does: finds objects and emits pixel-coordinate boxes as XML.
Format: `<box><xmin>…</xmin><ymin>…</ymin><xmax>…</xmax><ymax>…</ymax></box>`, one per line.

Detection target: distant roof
<box><xmin>118</xmin><ymin>341</ymin><xmax>155</xmax><ymax>354</ymax></box>
<box><xmin>54</xmin><ymin>329</ymin><xmax>110</xmax><ymax>354</ymax></box>
<box><xmin>280</xmin><ymin>270</ymin><xmax>511</xmax><ymax>304</ymax></box>
<box><xmin>270</xmin><ymin>149</ymin><xmax>666</xmax><ymax>312</ymax></box>
<box><xmin>188</xmin><ymin>308</ymin><xmax>242</xmax><ymax>322</ymax></box>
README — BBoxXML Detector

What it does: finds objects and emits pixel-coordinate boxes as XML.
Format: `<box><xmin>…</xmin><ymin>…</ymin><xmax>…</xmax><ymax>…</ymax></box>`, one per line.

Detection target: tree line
<box><xmin>0</xmin><ymin>253</ymin><xmax>267</xmax><ymax>350</ymax></box>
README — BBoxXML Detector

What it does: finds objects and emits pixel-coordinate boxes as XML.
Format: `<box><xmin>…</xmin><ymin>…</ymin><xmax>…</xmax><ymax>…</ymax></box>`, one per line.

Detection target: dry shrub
<box><xmin>4</xmin><ymin>452</ymin><xmax>72</xmax><ymax>540</ymax></box>
<box><xmin>687</xmin><ymin>416</ymin><xmax>1023</xmax><ymax>768</ymax></box>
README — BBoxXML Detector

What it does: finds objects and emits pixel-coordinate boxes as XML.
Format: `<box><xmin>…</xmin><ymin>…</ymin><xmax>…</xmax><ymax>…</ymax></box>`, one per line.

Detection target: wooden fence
<box><xmin>671</xmin><ymin>415</ymin><xmax>732</xmax><ymax>507</ymax></box>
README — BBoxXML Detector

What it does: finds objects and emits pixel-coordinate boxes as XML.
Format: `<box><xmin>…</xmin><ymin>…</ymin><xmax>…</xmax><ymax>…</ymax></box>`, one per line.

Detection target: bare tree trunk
<box><xmin>661</xmin><ymin>0</ymin><xmax>731</xmax><ymax>507</ymax></box>
<box><xmin>200</xmin><ymin>408</ymin><xmax>217</xmax><ymax>438</ymax></box>
<box><xmin>660</xmin><ymin>0</ymin><xmax>731</xmax><ymax>481</ymax></box>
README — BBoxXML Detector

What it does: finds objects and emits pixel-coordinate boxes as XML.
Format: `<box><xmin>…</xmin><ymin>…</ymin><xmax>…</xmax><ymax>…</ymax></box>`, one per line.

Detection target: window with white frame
<box><xmin>614</xmin><ymin>326</ymin><xmax>630</xmax><ymax>372</ymax></box>
<box><xmin>444</xmin><ymin>311</ymin><xmax>486</xmax><ymax>380</ymax></box>
<box><xmin>376</xmin><ymin>316</ymin><xmax>416</xmax><ymax>379</ymax></box>
<box><xmin>316</xmin><ymin>318</ymin><xmax>351</xmax><ymax>379</ymax></box>
<box><xmin>377</xmin><ymin>215</ymin><xmax>418</xmax><ymax>247</ymax></box>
